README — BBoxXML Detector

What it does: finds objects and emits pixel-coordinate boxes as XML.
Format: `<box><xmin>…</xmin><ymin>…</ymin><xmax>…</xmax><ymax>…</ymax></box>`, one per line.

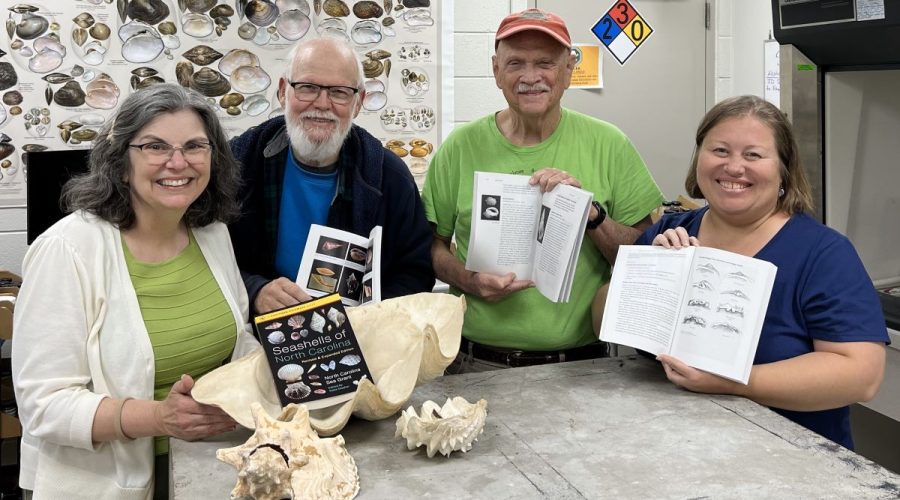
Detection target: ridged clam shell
<box><xmin>217</xmin><ymin>49</ymin><xmax>258</xmax><ymax>76</ymax></box>
<box><xmin>16</xmin><ymin>13</ymin><xmax>49</xmax><ymax>40</ymax></box>
<box><xmin>275</xmin><ymin>0</ymin><xmax>309</xmax><ymax>14</ymax></box>
<box><xmin>353</xmin><ymin>0</ymin><xmax>382</xmax><ymax>19</ymax></box>
<box><xmin>182</xmin><ymin>13</ymin><xmax>214</xmax><ymax>37</ymax></box>
<box><xmin>185</xmin><ymin>0</ymin><xmax>216</xmax><ymax>13</ymax></box>
<box><xmin>182</xmin><ymin>45</ymin><xmax>223</xmax><ymax>65</ymax></box>
<box><xmin>89</xmin><ymin>23</ymin><xmax>111</xmax><ymax>40</ymax></box>
<box><xmin>28</xmin><ymin>48</ymin><xmax>64</xmax><ymax>74</ymax></box>
<box><xmin>127</xmin><ymin>0</ymin><xmax>171</xmax><ymax>25</ymax></box>
<box><xmin>350</xmin><ymin>20</ymin><xmax>381</xmax><ymax>45</ymax></box>
<box><xmin>275</xmin><ymin>9</ymin><xmax>310</xmax><ymax>41</ymax></box>
<box><xmin>230</xmin><ymin>65</ymin><xmax>270</xmax><ymax>94</ymax></box>
<box><xmin>73</xmin><ymin>12</ymin><xmax>95</xmax><ymax>29</ymax></box>
<box><xmin>190</xmin><ymin>67</ymin><xmax>231</xmax><ymax>96</ymax></box>
<box><xmin>53</xmin><ymin>81</ymin><xmax>86</xmax><ymax>107</ymax></box>
<box><xmin>121</xmin><ymin>33</ymin><xmax>164</xmax><ymax>63</ymax></box>
<box><xmin>240</xmin><ymin>94</ymin><xmax>269</xmax><ymax>116</ymax></box>
<box><xmin>322</xmin><ymin>0</ymin><xmax>349</xmax><ymax>17</ymax></box>
<box><xmin>245</xmin><ymin>0</ymin><xmax>279</xmax><ymax>26</ymax></box>
<box><xmin>361</xmin><ymin>58</ymin><xmax>382</xmax><ymax>78</ymax></box>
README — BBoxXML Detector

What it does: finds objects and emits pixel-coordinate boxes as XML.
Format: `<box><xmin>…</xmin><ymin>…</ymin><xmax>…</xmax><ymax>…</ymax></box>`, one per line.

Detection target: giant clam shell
<box><xmin>182</xmin><ymin>12</ymin><xmax>214</xmax><ymax>37</ymax></box>
<box><xmin>353</xmin><ymin>0</ymin><xmax>382</xmax><ymax>19</ymax></box>
<box><xmin>121</xmin><ymin>32</ymin><xmax>164</xmax><ymax>63</ymax></box>
<box><xmin>322</xmin><ymin>0</ymin><xmax>349</xmax><ymax>17</ymax></box>
<box><xmin>0</xmin><ymin>63</ymin><xmax>17</xmax><ymax>91</ymax></box>
<box><xmin>190</xmin><ymin>67</ymin><xmax>230</xmax><ymax>96</ymax></box>
<box><xmin>28</xmin><ymin>48</ymin><xmax>64</xmax><ymax>73</ymax></box>
<box><xmin>217</xmin><ymin>49</ymin><xmax>258</xmax><ymax>76</ymax></box>
<box><xmin>244</xmin><ymin>0</ymin><xmax>279</xmax><ymax>27</ymax></box>
<box><xmin>127</xmin><ymin>0</ymin><xmax>171</xmax><ymax>25</ymax></box>
<box><xmin>16</xmin><ymin>13</ymin><xmax>49</xmax><ymax>40</ymax></box>
<box><xmin>53</xmin><ymin>81</ymin><xmax>86</xmax><ymax>107</ymax></box>
<box><xmin>275</xmin><ymin>9</ymin><xmax>310</xmax><ymax>40</ymax></box>
<box><xmin>395</xmin><ymin>397</ymin><xmax>488</xmax><ymax>458</ymax></box>
<box><xmin>230</xmin><ymin>66</ymin><xmax>270</xmax><ymax>94</ymax></box>
<box><xmin>182</xmin><ymin>44</ymin><xmax>223</xmax><ymax>65</ymax></box>
<box><xmin>350</xmin><ymin>20</ymin><xmax>381</xmax><ymax>45</ymax></box>
<box><xmin>185</xmin><ymin>0</ymin><xmax>216</xmax><ymax>13</ymax></box>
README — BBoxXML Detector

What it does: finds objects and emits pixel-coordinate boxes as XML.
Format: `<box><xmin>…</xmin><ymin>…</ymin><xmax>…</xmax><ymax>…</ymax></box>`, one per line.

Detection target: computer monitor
<box><xmin>25</xmin><ymin>149</ymin><xmax>91</xmax><ymax>244</ymax></box>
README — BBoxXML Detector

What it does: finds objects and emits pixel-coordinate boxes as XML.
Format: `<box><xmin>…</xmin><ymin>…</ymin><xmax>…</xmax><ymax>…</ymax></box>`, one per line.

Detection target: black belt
<box><xmin>460</xmin><ymin>337</ymin><xmax>609</xmax><ymax>368</ymax></box>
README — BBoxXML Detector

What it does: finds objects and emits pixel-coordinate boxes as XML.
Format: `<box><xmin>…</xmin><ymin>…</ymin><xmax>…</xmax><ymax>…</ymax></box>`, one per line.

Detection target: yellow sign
<box><xmin>570</xmin><ymin>44</ymin><xmax>603</xmax><ymax>89</ymax></box>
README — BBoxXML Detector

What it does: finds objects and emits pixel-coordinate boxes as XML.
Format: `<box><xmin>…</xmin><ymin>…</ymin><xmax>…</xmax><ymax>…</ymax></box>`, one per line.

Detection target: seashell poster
<box><xmin>0</xmin><ymin>0</ymin><xmax>443</xmax><ymax>204</ymax></box>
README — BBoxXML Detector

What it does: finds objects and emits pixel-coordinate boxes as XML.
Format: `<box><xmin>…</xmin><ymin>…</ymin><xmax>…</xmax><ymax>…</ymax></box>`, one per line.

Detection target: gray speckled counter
<box><xmin>171</xmin><ymin>356</ymin><xmax>900</xmax><ymax>499</ymax></box>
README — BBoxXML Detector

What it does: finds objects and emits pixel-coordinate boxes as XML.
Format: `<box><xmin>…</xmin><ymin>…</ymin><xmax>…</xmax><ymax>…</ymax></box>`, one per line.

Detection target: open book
<box><xmin>599</xmin><ymin>245</ymin><xmax>777</xmax><ymax>384</ymax></box>
<box><xmin>466</xmin><ymin>172</ymin><xmax>593</xmax><ymax>302</ymax></box>
<box><xmin>255</xmin><ymin>293</ymin><xmax>374</xmax><ymax>410</ymax></box>
<box><xmin>296</xmin><ymin>224</ymin><xmax>381</xmax><ymax>306</ymax></box>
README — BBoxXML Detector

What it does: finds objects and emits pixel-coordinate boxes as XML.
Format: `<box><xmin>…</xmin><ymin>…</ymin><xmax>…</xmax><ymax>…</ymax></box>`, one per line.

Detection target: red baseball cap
<box><xmin>495</xmin><ymin>8</ymin><xmax>572</xmax><ymax>49</ymax></box>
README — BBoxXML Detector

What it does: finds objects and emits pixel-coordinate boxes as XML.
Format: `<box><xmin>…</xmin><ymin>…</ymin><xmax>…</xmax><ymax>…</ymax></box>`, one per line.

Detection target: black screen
<box><xmin>25</xmin><ymin>149</ymin><xmax>91</xmax><ymax>244</ymax></box>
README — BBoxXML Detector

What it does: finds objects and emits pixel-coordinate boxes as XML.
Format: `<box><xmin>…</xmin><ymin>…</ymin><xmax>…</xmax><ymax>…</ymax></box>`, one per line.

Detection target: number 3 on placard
<box><xmin>614</xmin><ymin>0</ymin><xmax>630</xmax><ymax>24</ymax></box>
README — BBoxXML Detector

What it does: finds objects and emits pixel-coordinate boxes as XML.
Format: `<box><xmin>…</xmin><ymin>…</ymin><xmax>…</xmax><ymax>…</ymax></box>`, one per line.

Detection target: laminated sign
<box><xmin>592</xmin><ymin>0</ymin><xmax>654</xmax><ymax>65</ymax></box>
<box><xmin>255</xmin><ymin>293</ymin><xmax>373</xmax><ymax>410</ymax></box>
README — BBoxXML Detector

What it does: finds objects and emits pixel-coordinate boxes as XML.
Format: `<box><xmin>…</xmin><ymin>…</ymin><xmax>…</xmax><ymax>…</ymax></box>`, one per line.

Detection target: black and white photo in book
<box><xmin>480</xmin><ymin>194</ymin><xmax>501</xmax><ymax>220</ymax></box>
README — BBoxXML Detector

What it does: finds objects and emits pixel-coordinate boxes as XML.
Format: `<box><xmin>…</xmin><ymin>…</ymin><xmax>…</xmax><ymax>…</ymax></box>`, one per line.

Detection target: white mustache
<box><xmin>516</xmin><ymin>83</ymin><xmax>551</xmax><ymax>93</ymax></box>
<box><xmin>299</xmin><ymin>110</ymin><xmax>338</xmax><ymax>122</ymax></box>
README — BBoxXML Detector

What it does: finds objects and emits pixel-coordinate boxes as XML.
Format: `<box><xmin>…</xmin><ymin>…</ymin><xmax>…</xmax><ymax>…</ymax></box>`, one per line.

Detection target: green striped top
<box><xmin>123</xmin><ymin>230</ymin><xmax>236</xmax><ymax>455</ymax></box>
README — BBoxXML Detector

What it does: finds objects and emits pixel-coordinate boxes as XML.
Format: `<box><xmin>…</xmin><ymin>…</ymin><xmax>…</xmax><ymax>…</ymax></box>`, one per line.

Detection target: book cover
<box><xmin>255</xmin><ymin>293</ymin><xmax>374</xmax><ymax>410</ymax></box>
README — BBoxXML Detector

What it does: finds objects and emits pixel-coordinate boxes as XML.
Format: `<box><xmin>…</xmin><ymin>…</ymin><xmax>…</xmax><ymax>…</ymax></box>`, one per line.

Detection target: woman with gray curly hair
<box><xmin>12</xmin><ymin>83</ymin><xmax>260</xmax><ymax>499</ymax></box>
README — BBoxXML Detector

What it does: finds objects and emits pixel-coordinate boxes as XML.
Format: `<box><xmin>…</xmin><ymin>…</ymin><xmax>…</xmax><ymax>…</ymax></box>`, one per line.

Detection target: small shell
<box><xmin>277</xmin><ymin>363</ymin><xmax>304</xmax><ymax>382</ymax></box>
<box><xmin>322</xmin><ymin>0</ymin><xmax>349</xmax><ymax>17</ymax></box>
<box><xmin>326</xmin><ymin>307</ymin><xmax>345</xmax><ymax>327</ymax></box>
<box><xmin>310</xmin><ymin>311</ymin><xmax>326</xmax><ymax>333</ymax></box>
<box><xmin>338</xmin><ymin>354</ymin><xmax>360</xmax><ymax>366</ymax></box>
<box><xmin>284</xmin><ymin>381</ymin><xmax>312</xmax><ymax>399</ymax></box>
<box><xmin>267</xmin><ymin>331</ymin><xmax>286</xmax><ymax>344</ymax></box>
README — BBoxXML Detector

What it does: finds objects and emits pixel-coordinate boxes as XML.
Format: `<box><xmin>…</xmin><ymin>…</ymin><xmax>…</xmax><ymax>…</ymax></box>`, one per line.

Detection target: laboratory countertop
<box><xmin>171</xmin><ymin>356</ymin><xmax>900</xmax><ymax>499</ymax></box>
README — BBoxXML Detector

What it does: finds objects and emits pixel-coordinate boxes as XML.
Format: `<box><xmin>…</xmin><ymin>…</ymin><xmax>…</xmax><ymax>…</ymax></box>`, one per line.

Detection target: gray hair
<box><xmin>282</xmin><ymin>36</ymin><xmax>365</xmax><ymax>89</ymax></box>
<box><xmin>61</xmin><ymin>83</ymin><xmax>241</xmax><ymax>229</ymax></box>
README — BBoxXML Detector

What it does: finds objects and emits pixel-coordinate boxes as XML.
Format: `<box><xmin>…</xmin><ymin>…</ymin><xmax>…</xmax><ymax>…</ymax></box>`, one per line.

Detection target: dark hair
<box><xmin>61</xmin><ymin>83</ymin><xmax>241</xmax><ymax>228</ymax></box>
<box><xmin>684</xmin><ymin>95</ymin><xmax>813</xmax><ymax>215</ymax></box>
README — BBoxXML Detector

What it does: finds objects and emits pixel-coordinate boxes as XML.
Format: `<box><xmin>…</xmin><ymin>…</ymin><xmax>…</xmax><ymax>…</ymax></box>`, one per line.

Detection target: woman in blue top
<box><xmin>634</xmin><ymin>95</ymin><xmax>888</xmax><ymax>449</ymax></box>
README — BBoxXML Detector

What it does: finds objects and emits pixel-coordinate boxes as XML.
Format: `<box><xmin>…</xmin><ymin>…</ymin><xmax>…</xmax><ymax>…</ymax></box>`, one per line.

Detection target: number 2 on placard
<box><xmin>598</xmin><ymin>17</ymin><xmax>614</xmax><ymax>42</ymax></box>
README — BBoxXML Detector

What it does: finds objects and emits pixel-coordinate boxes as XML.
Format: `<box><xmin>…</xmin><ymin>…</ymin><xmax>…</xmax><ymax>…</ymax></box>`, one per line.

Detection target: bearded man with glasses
<box><xmin>229</xmin><ymin>37</ymin><xmax>434</xmax><ymax>314</ymax></box>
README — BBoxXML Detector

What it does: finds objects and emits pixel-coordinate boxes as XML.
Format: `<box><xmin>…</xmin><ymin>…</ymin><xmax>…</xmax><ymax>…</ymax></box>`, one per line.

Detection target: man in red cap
<box><xmin>422</xmin><ymin>8</ymin><xmax>663</xmax><ymax>372</ymax></box>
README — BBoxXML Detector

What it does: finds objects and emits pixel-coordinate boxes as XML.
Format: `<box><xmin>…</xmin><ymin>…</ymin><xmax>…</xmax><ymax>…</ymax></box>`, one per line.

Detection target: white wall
<box><xmin>0</xmin><ymin>0</ymin><xmax>773</xmax><ymax>276</ymax></box>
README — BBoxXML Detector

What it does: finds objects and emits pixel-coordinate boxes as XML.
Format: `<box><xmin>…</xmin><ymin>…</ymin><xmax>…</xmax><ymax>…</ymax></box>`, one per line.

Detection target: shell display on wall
<box><xmin>192</xmin><ymin>293</ymin><xmax>465</xmax><ymax>435</ymax></box>
<box><xmin>0</xmin><ymin>0</ymin><xmax>440</xmax><ymax>202</ymax></box>
<box><xmin>217</xmin><ymin>402</ymin><xmax>359</xmax><ymax>500</ymax></box>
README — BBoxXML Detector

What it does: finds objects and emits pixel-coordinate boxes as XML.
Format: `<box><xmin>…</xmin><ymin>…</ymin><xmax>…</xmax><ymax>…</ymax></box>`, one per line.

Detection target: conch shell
<box><xmin>193</xmin><ymin>293</ymin><xmax>465</xmax><ymax>435</ymax></box>
<box><xmin>217</xmin><ymin>402</ymin><xmax>359</xmax><ymax>500</ymax></box>
<box><xmin>395</xmin><ymin>397</ymin><xmax>488</xmax><ymax>458</ymax></box>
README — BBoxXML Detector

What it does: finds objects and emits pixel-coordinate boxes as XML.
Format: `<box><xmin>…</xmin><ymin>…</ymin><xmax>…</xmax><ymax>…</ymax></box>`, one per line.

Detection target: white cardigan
<box><xmin>12</xmin><ymin>212</ymin><xmax>260</xmax><ymax>499</ymax></box>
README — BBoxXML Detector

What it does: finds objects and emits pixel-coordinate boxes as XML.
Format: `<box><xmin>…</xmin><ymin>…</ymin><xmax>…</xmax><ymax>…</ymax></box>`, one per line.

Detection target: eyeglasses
<box><xmin>288</xmin><ymin>81</ymin><xmax>359</xmax><ymax>105</ymax></box>
<box><xmin>128</xmin><ymin>141</ymin><xmax>213</xmax><ymax>162</ymax></box>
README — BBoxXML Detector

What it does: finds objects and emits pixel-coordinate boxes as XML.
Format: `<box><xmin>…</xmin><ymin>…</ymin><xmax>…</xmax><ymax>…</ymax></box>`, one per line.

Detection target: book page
<box><xmin>670</xmin><ymin>247</ymin><xmax>776</xmax><ymax>383</ymax></box>
<box><xmin>296</xmin><ymin>225</ymin><xmax>380</xmax><ymax>306</ymax></box>
<box><xmin>532</xmin><ymin>185</ymin><xmax>593</xmax><ymax>302</ymax></box>
<box><xmin>599</xmin><ymin>246</ymin><xmax>694</xmax><ymax>354</ymax></box>
<box><xmin>360</xmin><ymin>226</ymin><xmax>382</xmax><ymax>305</ymax></box>
<box><xmin>466</xmin><ymin>172</ymin><xmax>541</xmax><ymax>279</ymax></box>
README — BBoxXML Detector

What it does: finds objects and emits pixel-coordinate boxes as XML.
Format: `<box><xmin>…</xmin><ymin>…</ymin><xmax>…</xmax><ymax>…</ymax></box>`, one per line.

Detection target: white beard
<box><xmin>285</xmin><ymin>107</ymin><xmax>352</xmax><ymax>166</ymax></box>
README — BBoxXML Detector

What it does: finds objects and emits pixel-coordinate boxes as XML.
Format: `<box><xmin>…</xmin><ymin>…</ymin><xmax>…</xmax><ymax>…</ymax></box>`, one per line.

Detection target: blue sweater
<box><xmin>228</xmin><ymin>116</ymin><xmax>435</xmax><ymax>310</ymax></box>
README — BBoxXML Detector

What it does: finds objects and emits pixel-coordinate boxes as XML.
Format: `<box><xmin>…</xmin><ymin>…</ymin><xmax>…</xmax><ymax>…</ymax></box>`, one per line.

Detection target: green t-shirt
<box><xmin>422</xmin><ymin>108</ymin><xmax>663</xmax><ymax>350</ymax></box>
<box><xmin>124</xmin><ymin>230</ymin><xmax>236</xmax><ymax>455</ymax></box>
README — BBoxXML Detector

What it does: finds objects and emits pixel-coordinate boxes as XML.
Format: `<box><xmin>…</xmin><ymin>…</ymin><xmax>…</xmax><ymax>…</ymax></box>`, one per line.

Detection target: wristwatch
<box><xmin>586</xmin><ymin>201</ymin><xmax>607</xmax><ymax>230</ymax></box>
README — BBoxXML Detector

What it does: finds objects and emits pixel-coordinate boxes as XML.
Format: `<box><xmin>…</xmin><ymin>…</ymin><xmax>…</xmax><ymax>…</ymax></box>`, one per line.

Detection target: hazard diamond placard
<box><xmin>592</xmin><ymin>0</ymin><xmax>654</xmax><ymax>65</ymax></box>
